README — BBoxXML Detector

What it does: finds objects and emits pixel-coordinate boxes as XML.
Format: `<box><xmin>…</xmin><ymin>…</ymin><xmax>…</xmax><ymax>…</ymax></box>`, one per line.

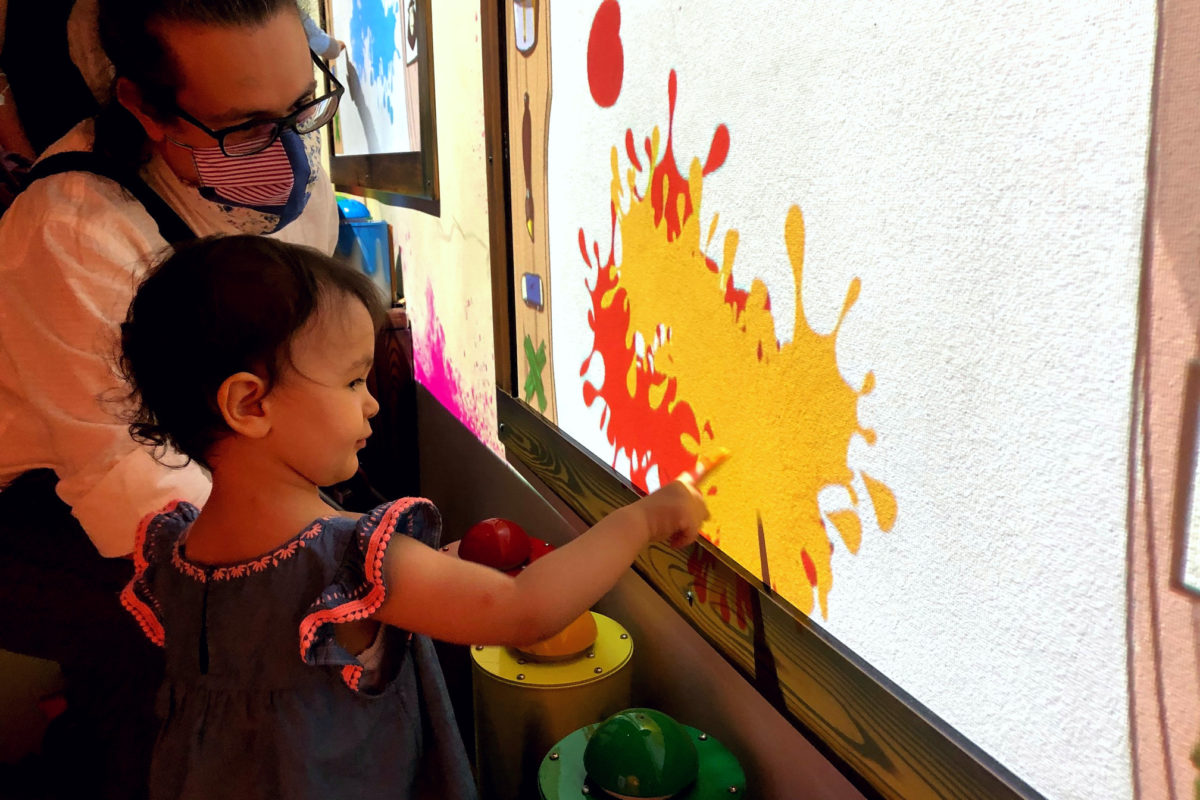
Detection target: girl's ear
<box><xmin>115</xmin><ymin>77</ymin><xmax>168</xmax><ymax>143</ymax></box>
<box><xmin>217</xmin><ymin>372</ymin><xmax>271</xmax><ymax>438</ymax></box>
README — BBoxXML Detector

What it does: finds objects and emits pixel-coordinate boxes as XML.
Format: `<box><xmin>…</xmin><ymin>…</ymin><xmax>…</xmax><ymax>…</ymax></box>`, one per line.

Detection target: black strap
<box><xmin>27</xmin><ymin>152</ymin><xmax>197</xmax><ymax>245</ymax></box>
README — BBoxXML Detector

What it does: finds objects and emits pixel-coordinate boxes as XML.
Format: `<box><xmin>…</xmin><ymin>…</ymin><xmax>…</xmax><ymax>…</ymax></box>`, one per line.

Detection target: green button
<box><xmin>583</xmin><ymin>708</ymin><xmax>699</xmax><ymax>798</ymax></box>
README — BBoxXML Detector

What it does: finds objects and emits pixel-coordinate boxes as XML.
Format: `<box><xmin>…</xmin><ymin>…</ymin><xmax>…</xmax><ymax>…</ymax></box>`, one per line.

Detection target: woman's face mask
<box><xmin>170</xmin><ymin>129</ymin><xmax>320</xmax><ymax>234</ymax></box>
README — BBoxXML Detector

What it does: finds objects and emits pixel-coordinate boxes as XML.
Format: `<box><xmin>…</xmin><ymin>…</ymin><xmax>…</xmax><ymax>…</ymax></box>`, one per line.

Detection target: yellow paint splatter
<box><xmin>581</xmin><ymin>72</ymin><xmax>895</xmax><ymax>617</ymax></box>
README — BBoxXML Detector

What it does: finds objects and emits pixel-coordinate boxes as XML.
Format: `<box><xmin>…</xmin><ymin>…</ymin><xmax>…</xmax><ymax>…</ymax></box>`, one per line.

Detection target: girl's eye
<box><xmin>349</xmin><ymin>378</ymin><xmax>366</xmax><ymax>389</ymax></box>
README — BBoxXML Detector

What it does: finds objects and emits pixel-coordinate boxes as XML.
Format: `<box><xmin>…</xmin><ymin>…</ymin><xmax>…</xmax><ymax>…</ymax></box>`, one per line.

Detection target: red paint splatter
<box><xmin>688</xmin><ymin>546</ymin><xmax>717</xmax><ymax>604</ymax></box>
<box><xmin>800</xmin><ymin>549</ymin><xmax>818</xmax><ymax>587</ymax></box>
<box><xmin>703</xmin><ymin>124</ymin><xmax>730</xmax><ymax>175</ymax></box>
<box><xmin>580</xmin><ymin>230</ymin><xmax>700</xmax><ymax>485</ymax></box>
<box><xmin>724</xmin><ymin>279</ymin><xmax>751</xmax><ymax>317</ymax></box>
<box><xmin>645</xmin><ymin>72</ymin><xmax>731</xmax><ymax>242</ymax></box>
<box><xmin>587</xmin><ymin>0</ymin><xmax>623</xmax><ymax>108</ymax></box>
<box><xmin>735</xmin><ymin>580</ymin><xmax>753</xmax><ymax>629</ymax></box>
<box><xmin>685</xmin><ymin>546</ymin><xmax>751</xmax><ymax>630</ymax></box>
<box><xmin>625</xmin><ymin>129</ymin><xmax>641</xmax><ymax>171</ymax></box>
<box><xmin>580</xmin><ymin>72</ymin><xmax>749</xmax><ymax>489</ymax></box>
<box><xmin>578</xmin><ymin>229</ymin><xmax>592</xmax><ymax>267</ymax></box>
<box><xmin>712</xmin><ymin>582</ymin><xmax>730</xmax><ymax>622</ymax></box>
<box><xmin>649</xmin><ymin>72</ymin><xmax>689</xmax><ymax>241</ymax></box>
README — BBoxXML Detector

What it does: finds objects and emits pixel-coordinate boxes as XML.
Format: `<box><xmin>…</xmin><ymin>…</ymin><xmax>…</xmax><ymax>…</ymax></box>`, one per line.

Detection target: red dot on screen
<box><xmin>587</xmin><ymin>0</ymin><xmax>623</xmax><ymax>108</ymax></box>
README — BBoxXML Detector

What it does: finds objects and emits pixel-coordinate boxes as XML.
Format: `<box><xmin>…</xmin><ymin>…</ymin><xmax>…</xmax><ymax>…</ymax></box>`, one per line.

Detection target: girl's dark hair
<box><xmin>120</xmin><ymin>235</ymin><xmax>387</xmax><ymax>468</ymax></box>
<box><xmin>95</xmin><ymin>0</ymin><xmax>301</xmax><ymax>167</ymax></box>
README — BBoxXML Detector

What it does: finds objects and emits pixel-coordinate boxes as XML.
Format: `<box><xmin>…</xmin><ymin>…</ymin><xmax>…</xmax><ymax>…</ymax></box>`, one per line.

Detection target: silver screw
<box><xmin>549</xmin><ymin>752</ymin><xmax>559</xmax><ymax>761</ymax></box>
<box><xmin>699</xmin><ymin>733</ymin><xmax>708</xmax><ymax>740</ymax></box>
<box><xmin>587</xmin><ymin>651</ymin><xmax>595</xmax><ymax>658</ymax></box>
<box><xmin>728</xmin><ymin>787</ymin><xmax>739</xmax><ymax>794</ymax></box>
<box><xmin>474</xmin><ymin>645</ymin><xmax>484</xmax><ymax>651</ymax></box>
<box><xmin>619</xmin><ymin>633</ymin><xmax>629</xmax><ymax>640</ymax></box>
<box><xmin>517</xmin><ymin>674</ymin><xmax>525</xmax><ymax>681</ymax></box>
<box><xmin>517</xmin><ymin>659</ymin><xmax>526</xmax><ymax>664</ymax></box>
<box><xmin>685</xmin><ymin>590</ymin><xmax>695</xmax><ymax>606</ymax></box>
<box><xmin>581</xmin><ymin>787</ymin><xmax>590</xmax><ymax>796</ymax></box>
<box><xmin>594</xmin><ymin>667</ymin><xmax>603</xmax><ymax>674</ymax></box>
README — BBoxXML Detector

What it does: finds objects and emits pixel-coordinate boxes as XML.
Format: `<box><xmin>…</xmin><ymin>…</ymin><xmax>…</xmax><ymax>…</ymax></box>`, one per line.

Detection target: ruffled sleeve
<box><xmin>119</xmin><ymin>500</ymin><xmax>199</xmax><ymax>647</ymax></box>
<box><xmin>298</xmin><ymin>498</ymin><xmax>442</xmax><ymax>685</ymax></box>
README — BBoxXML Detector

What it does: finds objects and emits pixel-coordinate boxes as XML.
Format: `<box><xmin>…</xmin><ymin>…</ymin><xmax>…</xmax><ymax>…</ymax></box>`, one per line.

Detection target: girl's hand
<box><xmin>633</xmin><ymin>478</ymin><xmax>709</xmax><ymax>549</ymax></box>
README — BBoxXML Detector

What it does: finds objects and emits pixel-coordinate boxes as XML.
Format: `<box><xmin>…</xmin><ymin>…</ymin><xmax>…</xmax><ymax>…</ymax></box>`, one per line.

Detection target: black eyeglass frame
<box><xmin>170</xmin><ymin>51</ymin><xmax>345</xmax><ymax>157</ymax></box>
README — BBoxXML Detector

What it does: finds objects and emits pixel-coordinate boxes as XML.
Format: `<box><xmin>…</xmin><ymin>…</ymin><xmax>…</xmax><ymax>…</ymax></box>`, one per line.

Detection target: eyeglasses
<box><xmin>171</xmin><ymin>51</ymin><xmax>344</xmax><ymax>157</ymax></box>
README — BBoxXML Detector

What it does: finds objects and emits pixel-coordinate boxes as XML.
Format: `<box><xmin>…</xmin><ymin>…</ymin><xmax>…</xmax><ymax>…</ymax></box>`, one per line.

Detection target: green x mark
<box><xmin>523</xmin><ymin>334</ymin><xmax>548</xmax><ymax>413</ymax></box>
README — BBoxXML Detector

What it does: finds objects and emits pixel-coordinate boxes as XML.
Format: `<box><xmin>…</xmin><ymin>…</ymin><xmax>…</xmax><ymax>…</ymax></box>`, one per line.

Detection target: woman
<box><xmin>0</xmin><ymin>1</ymin><xmax>339</xmax><ymax>797</ymax></box>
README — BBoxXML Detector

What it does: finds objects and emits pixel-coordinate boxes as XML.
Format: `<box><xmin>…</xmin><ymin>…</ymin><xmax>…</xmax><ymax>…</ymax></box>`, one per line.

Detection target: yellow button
<box><xmin>516</xmin><ymin>610</ymin><xmax>599</xmax><ymax>661</ymax></box>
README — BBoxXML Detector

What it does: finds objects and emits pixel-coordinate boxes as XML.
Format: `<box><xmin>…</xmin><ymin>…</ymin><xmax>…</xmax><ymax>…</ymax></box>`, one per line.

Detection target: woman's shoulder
<box><xmin>1</xmin><ymin>122</ymin><xmax>164</xmax><ymax>260</ymax></box>
<box><xmin>11</xmin><ymin>120</ymin><xmax>150</xmax><ymax>213</ymax></box>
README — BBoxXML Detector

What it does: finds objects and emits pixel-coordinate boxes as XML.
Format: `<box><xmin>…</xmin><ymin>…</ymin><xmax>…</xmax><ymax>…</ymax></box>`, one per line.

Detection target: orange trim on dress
<box><xmin>120</xmin><ymin>499</ymin><xmax>185</xmax><ymax>647</ymax></box>
<box><xmin>170</xmin><ymin>519</ymin><xmax>329</xmax><ymax>582</ymax></box>
<box><xmin>298</xmin><ymin>500</ymin><xmax>415</xmax><ymax>690</ymax></box>
<box><xmin>341</xmin><ymin>664</ymin><xmax>363</xmax><ymax>692</ymax></box>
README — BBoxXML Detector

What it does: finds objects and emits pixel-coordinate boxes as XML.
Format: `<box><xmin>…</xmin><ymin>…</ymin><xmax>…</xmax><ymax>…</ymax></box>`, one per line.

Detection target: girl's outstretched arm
<box><xmin>370</xmin><ymin>480</ymin><xmax>707</xmax><ymax>647</ymax></box>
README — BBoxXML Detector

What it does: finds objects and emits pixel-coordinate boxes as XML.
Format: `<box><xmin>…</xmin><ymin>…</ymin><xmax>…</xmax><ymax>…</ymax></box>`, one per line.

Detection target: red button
<box><xmin>459</xmin><ymin>518</ymin><xmax>533</xmax><ymax>571</ymax></box>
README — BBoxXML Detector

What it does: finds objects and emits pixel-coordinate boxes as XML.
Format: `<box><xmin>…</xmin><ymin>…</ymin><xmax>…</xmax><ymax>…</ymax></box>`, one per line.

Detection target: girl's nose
<box><xmin>365</xmin><ymin>390</ymin><xmax>380</xmax><ymax>419</ymax></box>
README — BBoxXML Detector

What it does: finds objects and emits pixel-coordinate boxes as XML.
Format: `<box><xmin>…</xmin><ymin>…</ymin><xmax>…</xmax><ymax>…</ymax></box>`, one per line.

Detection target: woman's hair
<box><xmin>120</xmin><ymin>235</ymin><xmax>387</xmax><ymax>468</ymax></box>
<box><xmin>94</xmin><ymin>0</ymin><xmax>302</xmax><ymax>166</ymax></box>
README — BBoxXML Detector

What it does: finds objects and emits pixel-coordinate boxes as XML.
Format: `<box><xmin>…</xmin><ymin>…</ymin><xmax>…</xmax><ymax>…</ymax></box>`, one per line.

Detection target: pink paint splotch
<box><xmin>412</xmin><ymin>282</ymin><xmax>500</xmax><ymax>453</ymax></box>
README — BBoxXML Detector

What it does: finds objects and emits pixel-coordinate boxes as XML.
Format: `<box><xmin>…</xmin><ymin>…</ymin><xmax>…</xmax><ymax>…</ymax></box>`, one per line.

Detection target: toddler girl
<box><xmin>117</xmin><ymin>235</ymin><xmax>709</xmax><ymax>800</ymax></box>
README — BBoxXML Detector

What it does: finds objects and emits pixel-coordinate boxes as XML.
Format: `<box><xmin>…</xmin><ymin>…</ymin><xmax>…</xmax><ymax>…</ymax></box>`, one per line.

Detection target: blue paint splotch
<box><xmin>350</xmin><ymin>0</ymin><xmax>400</xmax><ymax>123</ymax></box>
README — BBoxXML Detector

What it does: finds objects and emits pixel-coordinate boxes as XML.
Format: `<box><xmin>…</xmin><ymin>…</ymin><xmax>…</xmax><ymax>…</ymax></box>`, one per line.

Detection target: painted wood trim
<box><xmin>504</xmin><ymin>0</ymin><xmax>557</xmax><ymax>422</ymax></box>
<box><xmin>481</xmin><ymin>0</ymin><xmax>515</xmax><ymax>393</ymax></box>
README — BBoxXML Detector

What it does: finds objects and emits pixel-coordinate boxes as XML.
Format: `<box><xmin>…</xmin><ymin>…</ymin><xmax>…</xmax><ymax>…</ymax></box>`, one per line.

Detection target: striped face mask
<box><xmin>180</xmin><ymin>130</ymin><xmax>318</xmax><ymax>234</ymax></box>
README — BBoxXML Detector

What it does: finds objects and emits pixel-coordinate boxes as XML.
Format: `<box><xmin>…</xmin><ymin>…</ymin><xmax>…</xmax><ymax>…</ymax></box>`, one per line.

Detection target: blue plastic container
<box><xmin>335</xmin><ymin>197</ymin><xmax>391</xmax><ymax>299</ymax></box>
<box><xmin>336</xmin><ymin>195</ymin><xmax>370</xmax><ymax>221</ymax></box>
